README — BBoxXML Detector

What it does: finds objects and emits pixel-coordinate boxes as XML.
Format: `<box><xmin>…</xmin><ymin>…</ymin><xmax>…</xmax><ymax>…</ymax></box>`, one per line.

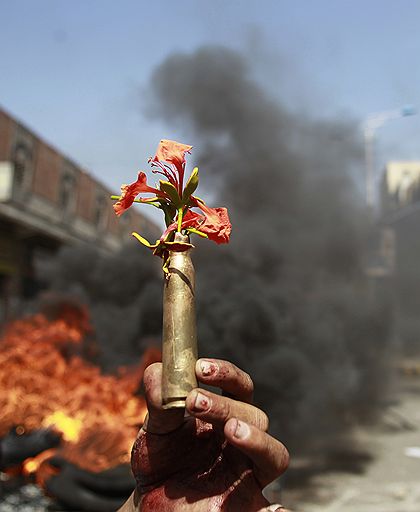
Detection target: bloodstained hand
<box><xmin>119</xmin><ymin>359</ymin><xmax>289</xmax><ymax>512</ymax></box>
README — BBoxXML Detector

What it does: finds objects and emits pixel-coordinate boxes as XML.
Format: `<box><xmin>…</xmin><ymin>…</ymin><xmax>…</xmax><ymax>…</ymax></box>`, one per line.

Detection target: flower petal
<box><xmin>188</xmin><ymin>198</ymin><xmax>232</xmax><ymax>244</ymax></box>
<box><xmin>164</xmin><ymin>241</ymin><xmax>195</xmax><ymax>251</ymax></box>
<box><xmin>113</xmin><ymin>172</ymin><xmax>164</xmax><ymax>216</ymax></box>
<box><xmin>152</xmin><ymin>139</ymin><xmax>192</xmax><ymax>168</ymax></box>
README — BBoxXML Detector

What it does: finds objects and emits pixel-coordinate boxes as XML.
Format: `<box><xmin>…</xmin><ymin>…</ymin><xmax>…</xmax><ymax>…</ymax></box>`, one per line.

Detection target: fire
<box><xmin>0</xmin><ymin>303</ymin><xmax>160</xmax><ymax>484</ymax></box>
<box><xmin>42</xmin><ymin>411</ymin><xmax>83</xmax><ymax>442</ymax></box>
<box><xmin>23</xmin><ymin>448</ymin><xmax>58</xmax><ymax>476</ymax></box>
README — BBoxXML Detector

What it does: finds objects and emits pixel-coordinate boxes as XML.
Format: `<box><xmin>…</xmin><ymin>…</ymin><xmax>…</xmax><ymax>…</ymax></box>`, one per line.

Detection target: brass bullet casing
<box><xmin>161</xmin><ymin>233</ymin><xmax>198</xmax><ymax>409</ymax></box>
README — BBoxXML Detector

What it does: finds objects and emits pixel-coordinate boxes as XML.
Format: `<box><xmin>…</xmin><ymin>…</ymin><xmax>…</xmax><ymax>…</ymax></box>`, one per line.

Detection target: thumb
<box><xmin>142</xmin><ymin>363</ymin><xmax>185</xmax><ymax>434</ymax></box>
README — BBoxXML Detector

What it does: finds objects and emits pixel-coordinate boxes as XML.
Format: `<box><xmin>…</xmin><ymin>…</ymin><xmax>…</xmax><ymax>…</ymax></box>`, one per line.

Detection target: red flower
<box><xmin>161</xmin><ymin>200</ymin><xmax>231</xmax><ymax>245</ymax></box>
<box><xmin>189</xmin><ymin>201</ymin><xmax>231</xmax><ymax>244</ymax></box>
<box><xmin>113</xmin><ymin>139</ymin><xmax>231</xmax><ymax>262</ymax></box>
<box><xmin>152</xmin><ymin>139</ymin><xmax>192</xmax><ymax>169</ymax></box>
<box><xmin>113</xmin><ymin>172</ymin><xmax>164</xmax><ymax>217</ymax></box>
<box><xmin>150</xmin><ymin>139</ymin><xmax>192</xmax><ymax>195</ymax></box>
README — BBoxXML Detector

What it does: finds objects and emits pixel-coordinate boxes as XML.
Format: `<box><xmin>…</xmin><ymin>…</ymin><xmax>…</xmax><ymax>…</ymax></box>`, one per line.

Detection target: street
<box><xmin>283</xmin><ymin>366</ymin><xmax>420</xmax><ymax>512</ymax></box>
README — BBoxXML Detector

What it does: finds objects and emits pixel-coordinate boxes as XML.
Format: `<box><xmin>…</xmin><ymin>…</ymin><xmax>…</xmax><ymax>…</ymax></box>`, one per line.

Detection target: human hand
<box><xmin>120</xmin><ymin>359</ymin><xmax>289</xmax><ymax>512</ymax></box>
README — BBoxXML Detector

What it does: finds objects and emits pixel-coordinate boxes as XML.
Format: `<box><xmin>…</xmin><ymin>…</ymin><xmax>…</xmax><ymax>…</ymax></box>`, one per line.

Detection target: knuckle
<box><xmin>242</xmin><ymin>371</ymin><xmax>255</xmax><ymax>395</ymax></box>
<box><xmin>257</xmin><ymin>410</ymin><xmax>270</xmax><ymax>432</ymax></box>
<box><xmin>219</xmin><ymin>397</ymin><xmax>233</xmax><ymax>423</ymax></box>
<box><xmin>276</xmin><ymin>444</ymin><xmax>290</xmax><ymax>474</ymax></box>
<box><xmin>208</xmin><ymin>394</ymin><xmax>233</xmax><ymax>424</ymax></box>
<box><xmin>282</xmin><ymin>446</ymin><xmax>290</xmax><ymax>470</ymax></box>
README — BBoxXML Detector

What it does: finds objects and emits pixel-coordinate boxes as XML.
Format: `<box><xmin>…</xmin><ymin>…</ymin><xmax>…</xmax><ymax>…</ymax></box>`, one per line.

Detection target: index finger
<box><xmin>196</xmin><ymin>358</ymin><xmax>254</xmax><ymax>403</ymax></box>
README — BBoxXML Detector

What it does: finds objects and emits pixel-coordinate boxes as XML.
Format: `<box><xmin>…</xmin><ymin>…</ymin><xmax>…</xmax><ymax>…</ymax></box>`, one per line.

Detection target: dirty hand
<box><xmin>119</xmin><ymin>359</ymin><xmax>289</xmax><ymax>512</ymax></box>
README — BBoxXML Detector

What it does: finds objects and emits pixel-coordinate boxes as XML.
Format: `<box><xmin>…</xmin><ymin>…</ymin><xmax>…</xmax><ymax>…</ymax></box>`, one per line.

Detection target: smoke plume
<box><xmin>147</xmin><ymin>46</ymin><xmax>392</xmax><ymax>450</ymax></box>
<box><xmin>40</xmin><ymin>45</ymin><xmax>392</xmax><ymax>455</ymax></box>
<box><xmin>37</xmin><ymin>243</ymin><xmax>162</xmax><ymax>371</ymax></box>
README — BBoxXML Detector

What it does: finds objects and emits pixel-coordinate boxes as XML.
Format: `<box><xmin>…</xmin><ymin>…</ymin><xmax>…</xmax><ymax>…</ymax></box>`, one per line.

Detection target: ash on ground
<box><xmin>0</xmin><ymin>484</ymin><xmax>54</xmax><ymax>512</ymax></box>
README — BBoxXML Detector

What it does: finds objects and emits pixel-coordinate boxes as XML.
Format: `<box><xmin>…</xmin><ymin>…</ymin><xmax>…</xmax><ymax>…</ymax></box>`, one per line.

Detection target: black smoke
<box><xmin>147</xmin><ymin>46</ymin><xmax>392</xmax><ymax>450</ymax></box>
<box><xmin>39</xmin><ymin>45</ymin><xmax>392</xmax><ymax>455</ymax></box>
<box><xmin>37</xmin><ymin>243</ymin><xmax>162</xmax><ymax>371</ymax></box>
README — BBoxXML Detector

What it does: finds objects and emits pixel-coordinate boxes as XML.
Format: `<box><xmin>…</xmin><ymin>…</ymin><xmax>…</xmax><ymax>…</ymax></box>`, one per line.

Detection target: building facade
<box><xmin>0</xmin><ymin>107</ymin><xmax>158</xmax><ymax>318</ymax></box>
<box><xmin>381</xmin><ymin>161</ymin><xmax>420</xmax><ymax>353</ymax></box>
<box><xmin>381</xmin><ymin>161</ymin><xmax>420</xmax><ymax>214</ymax></box>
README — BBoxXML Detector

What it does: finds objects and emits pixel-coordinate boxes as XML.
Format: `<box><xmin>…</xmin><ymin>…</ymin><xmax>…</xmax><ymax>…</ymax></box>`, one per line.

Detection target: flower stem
<box><xmin>110</xmin><ymin>195</ymin><xmax>161</xmax><ymax>208</ymax></box>
<box><xmin>186</xmin><ymin>227</ymin><xmax>208</xmax><ymax>238</ymax></box>
<box><xmin>177</xmin><ymin>208</ymin><xmax>183</xmax><ymax>232</ymax></box>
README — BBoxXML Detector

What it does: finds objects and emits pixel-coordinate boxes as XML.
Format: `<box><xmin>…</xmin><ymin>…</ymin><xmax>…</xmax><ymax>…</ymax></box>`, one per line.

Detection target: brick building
<box><xmin>0</xmin><ymin>107</ymin><xmax>158</xmax><ymax>318</ymax></box>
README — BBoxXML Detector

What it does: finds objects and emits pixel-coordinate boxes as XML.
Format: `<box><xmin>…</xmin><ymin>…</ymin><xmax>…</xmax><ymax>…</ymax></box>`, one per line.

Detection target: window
<box><xmin>12</xmin><ymin>142</ymin><xmax>31</xmax><ymax>193</ymax></box>
<box><xmin>94</xmin><ymin>194</ymin><xmax>107</xmax><ymax>230</ymax></box>
<box><xmin>59</xmin><ymin>173</ymin><xmax>76</xmax><ymax>212</ymax></box>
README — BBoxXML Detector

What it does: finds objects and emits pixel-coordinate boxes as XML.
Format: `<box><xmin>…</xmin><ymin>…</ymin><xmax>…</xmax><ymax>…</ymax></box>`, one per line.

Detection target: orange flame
<box><xmin>0</xmin><ymin>305</ymin><xmax>160</xmax><ymax>484</ymax></box>
<box><xmin>23</xmin><ymin>448</ymin><xmax>58</xmax><ymax>476</ymax></box>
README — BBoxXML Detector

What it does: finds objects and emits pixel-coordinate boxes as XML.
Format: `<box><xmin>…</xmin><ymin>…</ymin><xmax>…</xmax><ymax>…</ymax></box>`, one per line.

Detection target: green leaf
<box><xmin>140</xmin><ymin>196</ymin><xmax>160</xmax><ymax>203</ymax></box>
<box><xmin>188</xmin><ymin>194</ymin><xmax>205</xmax><ymax>207</ymax></box>
<box><xmin>160</xmin><ymin>202</ymin><xmax>177</xmax><ymax>227</ymax></box>
<box><xmin>186</xmin><ymin>227</ymin><xmax>208</xmax><ymax>238</ymax></box>
<box><xmin>159</xmin><ymin>180</ymin><xmax>182</xmax><ymax>208</ymax></box>
<box><xmin>131</xmin><ymin>232</ymin><xmax>158</xmax><ymax>249</ymax></box>
<box><xmin>182</xmin><ymin>167</ymin><xmax>199</xmax><ymax>204</ymax></box>
<box><xmin>111</xmin><ymin>194</ymin><xmax>156</xmax><ymax>206</ymax></box>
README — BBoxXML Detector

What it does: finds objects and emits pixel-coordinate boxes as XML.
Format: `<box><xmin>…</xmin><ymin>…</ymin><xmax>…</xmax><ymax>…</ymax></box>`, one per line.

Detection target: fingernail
<box><xmin>193</xmin><ymin>391</ymin><xmax>211</xmax><ymax>412</ymax></box>
<box><xmin>234</xmin><ymin>419</ymin><xmax>250</xmax><ymax>439</ymax></box>
<box><xmin>200</xmin><ymin>359</ymin><xmax>218</xmax><ymax>377</ymax></box>
<box><xmin>266</xmin><ymin>506</ymin><xmax>286</xmax><ymax>512</ymax></box>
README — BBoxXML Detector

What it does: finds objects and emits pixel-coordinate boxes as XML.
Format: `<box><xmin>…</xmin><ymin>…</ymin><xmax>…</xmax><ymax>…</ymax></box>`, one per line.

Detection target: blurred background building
<box><xmin>381</xmin><ymin>161</ymin><xmax>420</xmax><ymax>212</ymax></box>
<box><xmin>0</xmin><ymin>107</ymin><xmax>157</xmax><ymax>322</ymax></box>
<box><xmin>381</xmin><ymin>160</ymin><xmax>420</xmax><ymax>352</ymax></box>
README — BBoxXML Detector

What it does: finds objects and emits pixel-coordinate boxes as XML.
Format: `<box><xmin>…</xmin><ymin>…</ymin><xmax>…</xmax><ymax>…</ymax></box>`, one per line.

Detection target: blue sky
<box><xmin>1</xmin><ymin>0</ymin><xmax>420</xmax><ymax>206</ymax></box>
